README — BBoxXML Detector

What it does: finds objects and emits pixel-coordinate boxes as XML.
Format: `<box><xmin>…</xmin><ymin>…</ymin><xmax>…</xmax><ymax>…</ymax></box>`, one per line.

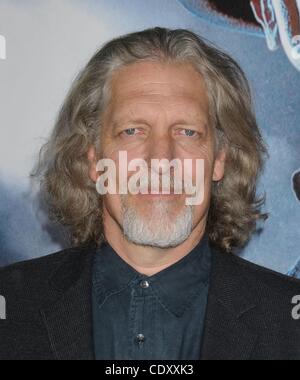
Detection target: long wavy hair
<box><xmin>34</xmin><ymin>27</ymin><xmax>268</xmax><ymax>253</ymax></box>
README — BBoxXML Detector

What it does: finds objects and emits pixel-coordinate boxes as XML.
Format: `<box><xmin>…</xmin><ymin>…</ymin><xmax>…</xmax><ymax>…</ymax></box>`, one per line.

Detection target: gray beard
<box><xmin>121</xmin><ymin>196</ymin><xmax>194</xmax><ymax>248</ymax></box>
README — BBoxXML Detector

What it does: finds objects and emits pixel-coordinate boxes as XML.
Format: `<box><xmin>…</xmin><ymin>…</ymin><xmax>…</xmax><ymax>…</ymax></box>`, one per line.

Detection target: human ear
<box><xmin>213</xmin><ymin>148</ymin><xmax>226</xmax><ymax>182</ymax></box>
<box><xmin>87</xmin><ymin>146</ymin><xmax>99</xmax><ymax>183</ymax></box>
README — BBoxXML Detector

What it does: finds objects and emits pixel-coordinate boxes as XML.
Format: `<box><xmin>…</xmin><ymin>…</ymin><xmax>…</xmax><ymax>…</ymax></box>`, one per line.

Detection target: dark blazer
<box><xmin>0</xmin><ymin>244</ymin><xmax>300</xmax><ymax>360</ymax></box>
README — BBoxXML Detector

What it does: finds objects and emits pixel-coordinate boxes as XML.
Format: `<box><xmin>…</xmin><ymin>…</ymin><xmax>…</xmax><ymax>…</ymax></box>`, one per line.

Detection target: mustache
<box><xmin>123</xmin><ymin>171</ymin><xmax>192</xmax><ymax>194</ymax></box>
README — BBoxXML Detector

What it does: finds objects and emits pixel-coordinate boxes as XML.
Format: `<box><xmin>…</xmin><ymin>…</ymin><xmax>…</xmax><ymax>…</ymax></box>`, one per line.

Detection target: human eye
<box><xmin>123</xmin><ymin>128</ymin><xmax>137</xmax><ymax>136</ymax></box>
<box><xmin>177</xmin><ymin>128</ymin><xmax>199</xmax><ymax>138</ymax></box>
<box><xmin>121</xmin><ymin>128</ymin><xmax>144</xmax><ymax>137</ymax></box>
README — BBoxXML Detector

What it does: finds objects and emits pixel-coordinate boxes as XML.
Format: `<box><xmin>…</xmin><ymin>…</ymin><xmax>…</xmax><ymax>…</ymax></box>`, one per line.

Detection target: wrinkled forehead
<box><xmin>106</xmin><ymin>61</ymin><xmax>210</xmax><ymax>116</ymax></box>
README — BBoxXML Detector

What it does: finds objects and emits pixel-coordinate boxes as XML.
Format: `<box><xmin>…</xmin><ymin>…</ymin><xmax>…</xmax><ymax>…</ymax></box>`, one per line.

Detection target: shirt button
<box><xmin>135</xmin><ymin>334</ymin><xmax>146</xmax><ymax>346</ymax></box>
<box><xmin>140</xmin><ymin>280</ymin><xmax>150</xmax><ymax>289</ymax></box>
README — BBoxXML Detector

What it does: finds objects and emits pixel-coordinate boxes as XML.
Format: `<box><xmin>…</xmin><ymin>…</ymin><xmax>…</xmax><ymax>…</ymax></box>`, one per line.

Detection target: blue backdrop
<box><xmin>0</xmin><ymin>0</ymin><xmax>299</xmax><ymax>276</ymax></box>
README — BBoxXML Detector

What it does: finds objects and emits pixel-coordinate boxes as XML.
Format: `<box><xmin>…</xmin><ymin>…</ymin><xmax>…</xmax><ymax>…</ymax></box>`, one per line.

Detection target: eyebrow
<box><xmin>112</xmin><ymin>119</ymin><xmax>150</xmax><ymax>129</ymax></box>
<box><xmin>112</xmin><ymin>117</ymin><xmax>208</xmax><ymax>130</ymax></box>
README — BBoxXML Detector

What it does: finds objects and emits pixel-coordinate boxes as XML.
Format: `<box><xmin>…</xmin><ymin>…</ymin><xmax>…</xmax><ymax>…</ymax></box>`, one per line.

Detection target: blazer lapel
<box><xmin>201</xmin><ymin>249</ymin><xmax>258</xmax><ymax>360</ymax></box>
<box><xmin>40</xmin><ymin>247</ymin><xmax>96</xmax><ymax>360</ymax></box>
<box><xmin>39</xmin><ymin>244</ymin><xmax>259</xmax><ymax>360</ymax></box>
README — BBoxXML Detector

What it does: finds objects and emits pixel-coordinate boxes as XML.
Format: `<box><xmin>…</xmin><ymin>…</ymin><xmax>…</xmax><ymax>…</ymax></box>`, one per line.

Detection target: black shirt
<box><xmin>92</xmin><ymin>233</ymin><xmax>212</xmax><ymax>360</ymax></box>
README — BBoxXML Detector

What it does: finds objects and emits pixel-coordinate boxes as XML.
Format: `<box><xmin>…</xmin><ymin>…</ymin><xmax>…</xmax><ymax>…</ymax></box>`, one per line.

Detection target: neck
<box><xmin>103</xmin><ymin>207</ymin><xmax>207</xmax><ymax>277</ymax></box>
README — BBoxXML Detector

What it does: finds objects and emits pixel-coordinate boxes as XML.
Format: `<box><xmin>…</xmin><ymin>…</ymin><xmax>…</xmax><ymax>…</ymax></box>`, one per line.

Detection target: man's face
<box><xmin>89</xmin><ymin>61</ymin><xmax>225</xmax><ymax>248</ymax></box>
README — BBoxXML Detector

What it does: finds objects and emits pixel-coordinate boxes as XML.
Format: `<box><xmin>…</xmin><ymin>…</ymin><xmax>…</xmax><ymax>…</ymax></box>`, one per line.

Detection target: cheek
<box><xmin>103</xmin><ymin>193</ymin><xmax>123</xmax><ymax>220</ymax></box>
<box><xmin>178</xmin><ymin>144</ymin><xmax>215</xmax><ymax>184</ymax></box>
<box><xmin>125</xmin><ymin>148</ymin><xmax>147</xmax><ymax>166</ymax></box>
<box><xmin>189</xmin><ymin>172</ymin><xmax>213</xmax><ymax>227</ymax></box>
<box><xmin>199</xmin><ymin>143</ymin><xmax>215</xmax><ymax>182</ymax></box>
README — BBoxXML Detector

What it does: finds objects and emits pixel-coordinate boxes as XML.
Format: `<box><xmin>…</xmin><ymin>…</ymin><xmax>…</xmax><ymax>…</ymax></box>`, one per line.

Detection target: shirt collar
<box><xmin>93</xmin><ymin>233</ymin><xmax>212</xmax><ymax>318</ymax></box>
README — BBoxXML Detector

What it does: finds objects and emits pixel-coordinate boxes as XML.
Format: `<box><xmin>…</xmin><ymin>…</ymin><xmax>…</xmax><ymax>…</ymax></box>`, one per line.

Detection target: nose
<box><xmin>146</xmin><ymin>133</ymin><xmax>175</xmax><ymax>174</ymax></box>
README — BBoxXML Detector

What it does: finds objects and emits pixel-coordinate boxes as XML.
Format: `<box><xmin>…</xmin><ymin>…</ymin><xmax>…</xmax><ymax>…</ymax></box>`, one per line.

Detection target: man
<box><xmin>0</xmin><ymin>27</ymin><xmax>300</xmax><ymax>360</ymax></box>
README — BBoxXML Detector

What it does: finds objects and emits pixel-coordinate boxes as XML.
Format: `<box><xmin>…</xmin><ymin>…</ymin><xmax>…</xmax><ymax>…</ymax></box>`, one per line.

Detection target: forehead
<box><xmin>108</xmin><ymin>61</ymin><xmax>209</xmax><ymax>114</ymax></box>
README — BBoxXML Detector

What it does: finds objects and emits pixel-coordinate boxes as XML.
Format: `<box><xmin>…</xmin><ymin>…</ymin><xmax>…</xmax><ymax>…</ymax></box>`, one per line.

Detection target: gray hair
<box><xmin>35</xmin><ymin>27</ymin><xmax>268</xmax><ymax>252</ymax></box>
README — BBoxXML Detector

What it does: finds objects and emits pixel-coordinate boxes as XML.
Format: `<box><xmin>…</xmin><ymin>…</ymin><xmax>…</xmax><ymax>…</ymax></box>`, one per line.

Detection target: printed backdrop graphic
<box><xmin>0</xmin><ymin>0</ymin><xmax>299</xmax><ymax>276</ymax></box>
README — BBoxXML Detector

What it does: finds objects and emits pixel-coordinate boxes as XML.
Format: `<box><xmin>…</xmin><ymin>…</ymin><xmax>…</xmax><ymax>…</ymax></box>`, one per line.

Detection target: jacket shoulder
<box><xmin>0</xmin><ymin>248</ymin><xmax>72</xmax><ymax>280</ymax></box>
<box><xmin>0</xmin><ymin>247</ymin><xmax>88</xmax><ymax>302</ymax></box>
<box><xmin>221</xmin><ymin>250</ymin><xmax>300</xmax><ymax>296</ymax></box>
